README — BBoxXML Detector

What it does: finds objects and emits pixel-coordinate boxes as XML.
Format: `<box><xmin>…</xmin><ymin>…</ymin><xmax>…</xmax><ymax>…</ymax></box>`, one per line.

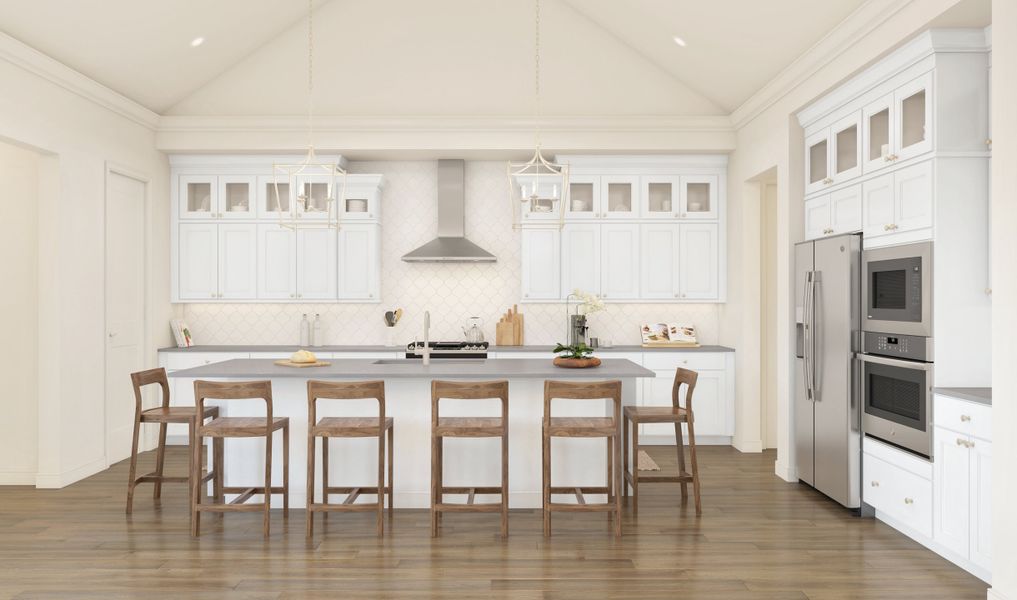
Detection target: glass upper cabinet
<box><xmin>564</xmin><ymin>176</ymin><xmax>599</xmax><ymax>219</ymax></box>
<box><xmin>641</xmin><ymin>176</ymin><xmax>680</xmax><ymax>219</ymax></box>
<box><xmin>600</xmin><ymin>175</ymin><xmax>639</xmax><ymax>219</ymax></box>
<box><xmin>862</xmin><ymin>94</ymin><xmax>895</xmax><ymax>174</ymax></box>
<box><xmin>257</xmin><ymin>175</ymin><xmax>293</xmax><ymax>218</ymax></box>
<box><xmin>831</xmin><ymin>112</ymin><xmax>862</xmax><ymax>183</ymax></box>
<box><xmin>179</xmin><ymin>175</ymin><xmax>217</xmax><ymax>219</ymax></box>
<box><xmin>340</xmin><ymin>181</ymin><xmax>380</xmax><ymax>220</ymax></box>
<box><xmin>895</xmin><ymin>72</ymin><xmax>932</xmax><ymax>161</ymax></box>
<box><xmin>295</xmin><ymin>173</ymin><xmax>335</xmax><ymax>220</ymax></box>
<box><xmin>805</xmin><ymin>130</ymin><xmax>831</xmax><ymax>195</ymax></box>
<box><xmin>218</xmin><ymin>176</ymin><xmax>256</xmax><ymax>219</ymax></box>
<box><xmin>680</xmin><ymin>175</ymin><xmax>718</xmax><ymax>220</ymax></box>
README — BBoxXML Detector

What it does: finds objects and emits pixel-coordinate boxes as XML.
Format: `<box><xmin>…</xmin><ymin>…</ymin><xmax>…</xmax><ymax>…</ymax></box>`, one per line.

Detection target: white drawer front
<box><xmin>864</xmin><ymin>452</ymin><xmax>933</xmax><ymax>538</ymax></box>
<box><xmin>164</xmin><ymin>352</ymin><xmax>249</xmax><ymax>370</ymax></box>
<box><xmin>935</xmin><ymin>395</ymin><xmax>991</xmax><ymax>441</ymax></box>
<box><xmin>642</xmin><ymin>352</ymin><xmax>725</xmax><ymax>371</ymax></box>
<box><xmin>863</xmin><ymin>435</ymin><xmax>933</xmax><ymax>480</ymax></box>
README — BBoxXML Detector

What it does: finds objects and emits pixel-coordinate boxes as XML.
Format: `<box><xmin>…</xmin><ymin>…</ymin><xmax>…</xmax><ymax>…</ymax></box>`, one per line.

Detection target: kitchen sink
<box><xmin>372</xmin><ymin>359</ymin><xmax>486</xmax><ymax>365</ymax></box>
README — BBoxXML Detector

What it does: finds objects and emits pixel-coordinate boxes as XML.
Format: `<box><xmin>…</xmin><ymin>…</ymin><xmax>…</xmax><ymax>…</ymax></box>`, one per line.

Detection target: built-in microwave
<box><xmin>862</xmin><ymin>241</ymin><xmax>932</xmax><ymax>337</ymax></box>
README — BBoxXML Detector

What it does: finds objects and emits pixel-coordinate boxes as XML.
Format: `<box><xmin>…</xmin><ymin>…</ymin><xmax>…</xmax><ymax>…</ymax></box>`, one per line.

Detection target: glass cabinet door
<box><xmin>600</xmin><ymin>175</ymin><xmax>640</xmax><ymax>219</ymax></box>
<box><xmin>830</xmin><ymin>112</ymin><xmax>862</xmax><ymax>183</ymax></box>
<box><xmin>679</xmin><ymin>175</ymin><xmax>719</xmax><ymax>220</ymax></box>
<box><xmin>179</xmin><ymin>175</ymin><xmax>217</xmax><ymax>219</ymax></box>
<box><xmin>804</xmin><ymin>129</ymin><xmax>831</xmax><ymax>195</ymax></box>
<box><xmin>641</xmin><ymin>176</ymin><xmax>680</xmax><ymax>219</ymax></box>
<box><xmin>340</xmin><ymin>183</ymin><xmax>379</xmax><ymax>220</ymax></box>
<box><xmin>295</xmin><ymin>173</ymin><xmax>335</xmax><ymax>220</ymax></box>
<box><xmin>862</xmin><ymin>94</ymin><xmax>895</xmax><ymax>174</ymax></box>
<box><xmin>218</xmin><ymin>176</ymin><xmax>256</xmax><ymax>219</ymax></box>
<box><xmin>564</xmin><ymin>175</ymin><xmax>599</xmax><ymax>220</ymax></box>
<box><xmin>257</xmin><ymin>175</ymin><xmax>293</xmax><ymax>218</ymax></box>
<box><xmin>895</xmin><ymin>72</ymin><xmax>933</xmax><ymax>162</ymax></box>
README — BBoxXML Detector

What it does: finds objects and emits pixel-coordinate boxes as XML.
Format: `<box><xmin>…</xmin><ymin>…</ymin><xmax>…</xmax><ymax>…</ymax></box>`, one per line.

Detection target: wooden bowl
<box><xmin>553</xmin><ymin>357</ymin><xmax>602</xmax><ymax>368</ymax></box>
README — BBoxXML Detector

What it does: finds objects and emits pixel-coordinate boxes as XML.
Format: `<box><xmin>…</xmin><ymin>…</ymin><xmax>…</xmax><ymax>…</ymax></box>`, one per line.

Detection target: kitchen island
<box><xmin>169</xmin><ymin>358</ymin><xmax>654</xmax><ymax>509</ymax></box>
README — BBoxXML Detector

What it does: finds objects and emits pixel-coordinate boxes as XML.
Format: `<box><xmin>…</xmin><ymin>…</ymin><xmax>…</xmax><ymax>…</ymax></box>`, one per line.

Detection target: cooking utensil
<box><xmin>462</xmin><ymin>316</ymin><xmax>485</xmax><ymax>343</ymax></box>
<box><xmin>394</xmin><ymin>308</ymin><xmax>403</xmax><ymax>324</ymax></box>
<box><xmin>384</xmin><ymin>311</ymin><xmax>396</xmax><ymax>327</ymax></box>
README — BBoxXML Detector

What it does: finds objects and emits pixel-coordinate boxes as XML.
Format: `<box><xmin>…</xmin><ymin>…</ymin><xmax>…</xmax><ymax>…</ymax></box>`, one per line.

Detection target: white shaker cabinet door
<box><xmin>862</xmin><ymin>172</ymin><xmax>894</xmax><ymax>239</ymax></box>
<box><xmin>338</xmin><ymin>224</ymin><xmax>378</xmax><ymax>300</ymax></box>
<box><xmin>257</xmin><ymin>224</ymin><xmax>295</xmax><ymax>300</ymax></box>
<box><xmin>678</xmin><ymin>223</ymin><xmax>719</xmax><ymax>300</ymax></box>
<box><xmin>829</xmin><ymin>184</ymin><xmax>863</xmax><ymax>234</ymax></box>
<box><xmin>600</xmin><ymin>223</ymin><xmax>640</xmax><ymax>300</ymax></box>
<box><xmin>804</xmin><ymin>194</ymin><xmax>832</xmax><ymax>240</ymax></box>
<box><xmin>562</xmin><ymin>224</ymin><xmax>601</xmax><ymax>297</ymax></box>
<box><xmin>520</xmin><ymin>228</ymin><xmax>561</xmax><ymax>301</ymax></box>
<box><xmin>894</xmin><ymin>160</ymin><xmax>933</xmax><ymax>234</ymax></box>
<box><xmin>969</xmin><ymin>438</ymin><xmax>992</xmax><ymax>572</ymax></box>
<box><xmin>217</xmin><ymin>224</ymin><xmax>257</xmax><ymax>300</ymax></box>
<box><xmin>933</xmin><ymin>426</ymin><xmax>970</xmax><ymax>558</ymax></box>
<box><xmin>177</xmin><ymin>223</ymin><xmax>218</xmax><ymax>300</ymax></box>
<box><xmin>296</xmin><ymin>228</ymin><xmax>337</xmax><ymax>300</ymax></box>
<box><xmin>640</xmin><ymin>224</ymin><xmax>679</xmax><ymax>299</ymax></box>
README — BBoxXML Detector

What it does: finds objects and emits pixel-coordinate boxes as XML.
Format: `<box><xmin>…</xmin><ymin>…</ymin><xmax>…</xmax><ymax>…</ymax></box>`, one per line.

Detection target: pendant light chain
<box><xmin>534</xmin><ymin>0</ymin><xmax>542</xmax><ymax>150</ymax></box>
<box><xmin>306</xmin><ymin>0</ymin><xmax>315</xmax><ymax>152</ymax></box>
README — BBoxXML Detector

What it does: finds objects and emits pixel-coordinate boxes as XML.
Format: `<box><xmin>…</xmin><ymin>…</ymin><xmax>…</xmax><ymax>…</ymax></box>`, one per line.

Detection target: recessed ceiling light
<box><xmin>190</xmin><ymin>37</ymin><xmax>205</xmax><ymax>48</ymax></box>
<box><xmin>672</xmin><ymin>35</ymin><xmax>687</xmax><ymax>47</ymax></box>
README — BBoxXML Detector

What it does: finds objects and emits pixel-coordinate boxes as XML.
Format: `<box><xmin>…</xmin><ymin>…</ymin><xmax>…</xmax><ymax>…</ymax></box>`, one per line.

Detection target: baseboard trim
<box><xmin>733</xmin><ymin>438</ymin><xmax>764</xmax><ymax>453</ymax></box>
<box><xmin>35</xmin><ymin>457</ymin><xmax>107</xmax><ymax>489</ymax></box>
<box><xmin>0</xmin><ymin>470</ymin><xmax>36</xmax><ymax>485</ymax></box>
<box><xmin>988</xmin><ymin>589</ymin><xmax>1009</xmax><ymax>600</ymax></box>
<box><xmin>774</xmin><ymin>459</ymin><xmax>797</xmax><ymax>483</ymax></box>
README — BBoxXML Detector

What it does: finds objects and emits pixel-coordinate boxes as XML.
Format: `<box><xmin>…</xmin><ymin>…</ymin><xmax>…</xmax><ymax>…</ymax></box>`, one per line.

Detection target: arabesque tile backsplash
<box><xmin>180</xmin><ymin>161</ymin><xmax>720</xmax><ymax>347</ymax></box>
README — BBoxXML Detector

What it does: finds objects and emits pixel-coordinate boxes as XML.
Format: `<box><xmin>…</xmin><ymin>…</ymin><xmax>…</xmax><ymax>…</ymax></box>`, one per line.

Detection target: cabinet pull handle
<box><xmin>904</xmin><ymin>497</ymin><xmax>914</xmax><ymax>505</ymax></box>
<box><xmin>870</xmin><ymin>481</ymin><xmax>879</xmax><ymax>487</ymax></box>
<box><xmin>960</xmin><ymin>415</ymin><xmax>971</xmax><ymax>422</ymax></box>
<box><xmin>680</xmin><ymin>212</ymin><xmax>687</xmax><ymax>218</ymax></box>
<box><xmin>957</xmin><ymin>437</ymin><xmax>966</xmax><ymax>446</ymax></box>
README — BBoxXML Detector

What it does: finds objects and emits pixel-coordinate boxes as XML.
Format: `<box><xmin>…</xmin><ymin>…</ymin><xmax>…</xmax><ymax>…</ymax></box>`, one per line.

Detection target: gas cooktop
<box><xmin>405</xmin><ymin>341</ymin><xmax>489</xmax><ymax>359</ymax></box>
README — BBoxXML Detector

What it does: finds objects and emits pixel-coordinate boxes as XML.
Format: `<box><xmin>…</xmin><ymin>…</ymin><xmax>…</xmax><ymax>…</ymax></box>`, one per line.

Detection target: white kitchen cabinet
<box><xmin>179</xmin><ymin>175</ymin><xmax>217</xmax><ymax>220</ymax></box>
<box><xmin>639</xmin><ymin>224</ymin><xmax>679</xmax><ymax>299</ymax></box>
<box><xmin>257</xmin><ymin>224</ymin><xmax>296</xmax><ymax>300</ymax></box>
<box><xmin>894</xmin><ymin>72</ymin><xmax>933</xmax><ymax>163</ymax></box>
<box><xmin>341</xmin><ymin>177</ymin><xmax>382</xmax><ymax>221</ymax></box>
<box><xmin>804</xmin><ymin>113</ymin><xmax>862</xmax><ymax>195</ymax></box>
<box><xmin>805</xmin><ymin>129</ymin><xmax>832</xmax><ymax>196</ymax></box>
<box><xmin>804</xmin><ymin>195</ymin><xmax>833</xmax><ymax>240</ymax></box>
<box><xmin>563</xmin><ymin>175</ymin><xmax>600</xmax><ymax>220</ymax></box>
<box><xmin>217</xmin><ymin>224</ymin><xmax>257</xmax><ymax>299</ymax></box>
<box><xmin>520</xmin><ymin>228</ymin><xmax>561</xmax><ymax>300</ymax></box>
<box><xmin>679</xmin><ymin>175</ymin><xmax>718</xmax><ymax>220</ymax></box>
<box><xmin>600</xmin><ymin>175</ymin><xmax>640</xmax><ymax>219</ymax></box>
<box><xmin>217</xmin><ymin>175</ymin><xmax>257</xmax><ymax>219</ymax></box>
<box><xmin>177</xmin><ymin>223</ymin><xmax>219</xmax><ymax>300</ymax></box>
<box><xmin>297</xmin><ymin>228</ymin><xmax>337</xmax><ymax>299</ymax></box>
<box><xmin>640</xmin><ymin>367</ymin><xmax>727</xmax><ymax>439</ymax></box>
<box><xmin>294</xmin><ymin>172</ymin><xmax>335</xmax><ymax>221</ymax></box>
<box><xmin>678</xmin><ymin>223</ymin><xmax>719</xmax><ymax>300</ymax></box>
<box><xmin>862</xmin><ymin>93</ymin><xmax>896</xmax><ymax>174</ymax></box>
<box><xmin>257</xmin><ymin>175</ymin><xmax>293</xmax><ymax>219</ymax></box>
<box><xmin>600</xmin><ymin>224</ymin><xmax>640</xmax><ymax>300</ymax></box>
<box><xmin>805</xmin><ymin>185</ymin><xmax>863</xmax><ymax>240</ymax></box>
<box><xmin>562</xmin><ymin>223</ymin><xmax>600</xmax><ymax>296</ymax></box>
<box><xmin>641</xmin><ymin>176</ymin><xmax>679</xmax><ymax>219</ymax></box>
<box><xmin>337</xmin><ymin>224</ymin><xmax>378</xmax><ymax>300</ymax></box>
<box><xmin>862</xmin><ymin>172</ymin><xmax>894</xmax><ymax>238</ymax></box>
<box><xmin>862</xmin><ymin>160</ymin><xmax>933</xmax><ymax>240</ymax></box>
<box><xmin>934</xmin><ymin>425</ymin><xmax>970</xmax><ymax>558</ymax></box>
<box><xmin>969</xmin><ymin>438</ymin><xmax>992</xmax><ymax>572</ymax></box>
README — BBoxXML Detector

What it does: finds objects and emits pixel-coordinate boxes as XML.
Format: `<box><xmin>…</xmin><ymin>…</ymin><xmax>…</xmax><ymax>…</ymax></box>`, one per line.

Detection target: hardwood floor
<box><xmin>0</xmin><ymin>446</ymin><xmax>986</xmax><ymax>599</ymax></box>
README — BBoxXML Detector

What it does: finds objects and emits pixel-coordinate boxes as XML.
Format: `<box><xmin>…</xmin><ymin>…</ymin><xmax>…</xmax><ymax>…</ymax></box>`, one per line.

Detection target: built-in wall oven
<box><xmin>860</xmin><ymin>332</ymin><xmax>934</xmax><ymax>458</ymax></box>
<box><xmin>862</xmin><ymin>241</ymin><xmax>932</xmax><ymax>337</ymax></box>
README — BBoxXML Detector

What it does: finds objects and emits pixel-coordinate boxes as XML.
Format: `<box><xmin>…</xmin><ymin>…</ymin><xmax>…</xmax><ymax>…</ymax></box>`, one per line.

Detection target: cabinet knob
<box><xmin>290</xmin><ymin>293</ymin><xmax>295</xmax><ymax>298</ymax></box>
<box><xmin>368</xmin><ymin>293</ymin><xmax>373</xmax><ymax>298</ymax></box>
<box><xmin>986</xmin><ymin>138</ymin><xmax>992</xmax><ymax>146</ymax></box>
<box><xmin>211</xmin><ymin>293</ymin><xmax>216</xmax><ymax>298</ymax></box>
<box><xmin>681</xmin><ymin>213</ymin><xmax>687</xmax><ymax>218</ymax></box>
<box><xmin>870</xmin><ymin>481</ymin><xmax>879</xmax><ymax>487</ymax></box>
<box><xmin>956</xmin><ymin>437</ymin><xmax>966</xmax><ymax>446</ymax></box>
<box><xmin>680</xmin><ymin>293</ymin><xmax>686</xmax><ymax>298</ymax></box>
<box><xmin>904</xmin><ymin>497</ymin><xmax>914</xmax><ymax>505</ymax></box>
<box><xmin>960</xmin><ymin>415</ymin><xmax>971</xmax><ymax>422</ymax></box>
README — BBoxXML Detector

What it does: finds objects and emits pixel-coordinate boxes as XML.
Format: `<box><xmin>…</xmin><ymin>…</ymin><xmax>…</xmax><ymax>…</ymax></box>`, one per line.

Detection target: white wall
<box><xmin>0</xmin><ymin>141</ymin><xmax>40</xmax><ymax>484</ymax></box>
<box><xmin>181</xmin><ymin>160</ymin><xmax>722</xmax><ymax>347</ymax></box>
<box><xmin>0</xmin><ymin>41</ymin><xmax>171</xmax><ymax>487</ymax></box>
<box><xmin>990</xmin><ymin>3</ymin><xmax>1016</xmax><ymax>598</ymax></box>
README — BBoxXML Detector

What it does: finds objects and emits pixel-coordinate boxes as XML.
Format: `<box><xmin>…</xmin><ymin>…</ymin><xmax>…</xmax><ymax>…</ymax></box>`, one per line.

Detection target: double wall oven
<box><xmin>860</xmin><ymin>242</ymin><xmax>934</xmax><ymax>458</ymax></box>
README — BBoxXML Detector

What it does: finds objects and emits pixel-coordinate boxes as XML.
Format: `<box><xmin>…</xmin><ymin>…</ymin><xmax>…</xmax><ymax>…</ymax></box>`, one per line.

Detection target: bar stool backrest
<box><xmin>672</xmin><ymin>368</ymin><xmax>699</xmax><ymax>418</ymax></box>
<box><xmin>193</xmin><ymin>380</ymin><xmax>273</xmax><ymax>432</ymax></box>
<box><xmin>430</xmin><ymin>380</ymin><xmax>509</xmax><ymax>425</ymax></box>
<box><xmin>130</xmin><ymin>367</ymin><xmax>170</xmax><ymax>414</ymax></box>
<box><xmin>307</xmin><ymin>380</ymin><xmax>386</xmax><ymax>427</ymax></box>
<box><xmin>543</xmin><ymin>380</ymin><xmax>622</xmax><ymax>425</ymax></box>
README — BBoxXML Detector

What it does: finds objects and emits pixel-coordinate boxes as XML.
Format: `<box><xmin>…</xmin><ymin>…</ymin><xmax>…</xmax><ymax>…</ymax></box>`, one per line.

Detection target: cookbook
<box><xmin>640</xmin><ymin>323</ymin><xmax>699</xmax><ymax>347</ymax></box>
<box><xmin>170</xmin><ymin>319</ymin><xmax>194</xmax><ymax>348</ymax></box>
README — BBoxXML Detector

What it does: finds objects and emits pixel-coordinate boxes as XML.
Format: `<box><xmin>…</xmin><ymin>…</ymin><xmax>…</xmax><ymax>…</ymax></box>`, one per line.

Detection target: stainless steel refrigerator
<box><xmin>794</xmin><ymin>233</ymin><xmax>861</xmax><ymax>509</ymax></box>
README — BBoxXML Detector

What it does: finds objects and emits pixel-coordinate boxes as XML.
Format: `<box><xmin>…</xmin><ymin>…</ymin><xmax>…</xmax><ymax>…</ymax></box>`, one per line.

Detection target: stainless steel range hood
<box><xmin>401</xmin><ymin>160</ymin><xmax>496</xmax><ymax>263</ymax></box>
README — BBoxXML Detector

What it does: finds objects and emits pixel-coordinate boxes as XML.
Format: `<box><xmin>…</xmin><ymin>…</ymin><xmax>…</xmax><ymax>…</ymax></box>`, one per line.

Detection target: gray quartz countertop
<box><xmin>158</xmin><ymin>344</ymin><xmax>734</xmax><ymax>354</ymax></box>
<box><xmin>168</xmin><ymin>358</ymin><xmax>655</xmax><ymax>380</ymax></box>
<box><xmin>933</xmin><ymin>387</ymin><xmax>992</xmax><ymax>406</ymax></box>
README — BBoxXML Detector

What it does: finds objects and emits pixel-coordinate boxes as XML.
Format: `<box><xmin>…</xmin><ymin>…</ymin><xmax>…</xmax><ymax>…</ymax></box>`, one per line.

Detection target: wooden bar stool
<box><xmin>431</xmin><ymin>380</ymin><xmax>509</xmax><ymax>538</ymax></box>
<box><xmin>305</xmin><ymin>380</ymin><xmax>393</xmax><ymax>538</ymax></box>
<box><xmin>191</xmin><ymin>380</ymin><xmax>290</xmax><ymax>537</ymax></box>
<box><xmin>126</xmin><ymin>367</ymin><xmax>220</xmax><ymax>516</ymax></box>
<box><xmin>542</xmin><ymin>380</ymin><xmax>623</xmax><ymax>537</ymax></box>
<box><xmin>622</xmin><ymin>368</ymin><xmax>702</xmax><ymax>515</ymax></box>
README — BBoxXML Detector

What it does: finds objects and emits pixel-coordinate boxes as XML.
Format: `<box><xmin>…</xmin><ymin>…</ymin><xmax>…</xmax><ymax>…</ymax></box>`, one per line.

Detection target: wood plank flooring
<box><xmin>0</xmin><ymin>446</ymin><xmax>987</xmax><ymax>599</ymax></box>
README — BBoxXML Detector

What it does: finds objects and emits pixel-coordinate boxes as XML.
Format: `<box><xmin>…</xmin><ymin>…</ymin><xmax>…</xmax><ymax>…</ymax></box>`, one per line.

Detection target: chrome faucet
<box><xmin>422</xmin><ymin>311</ymin><xmax>431</xmax><ymax>366</ymax></box>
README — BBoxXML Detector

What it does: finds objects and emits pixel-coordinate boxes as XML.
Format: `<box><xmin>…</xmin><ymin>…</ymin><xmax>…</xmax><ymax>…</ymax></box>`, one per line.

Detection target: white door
<box><xmin>297</xmin><ymin>228</ymin><xmax>337</xmax><ymax>299</ymax></box>
<box><xmin>804</xmin><ymin>194</ymin><xmax>832</xmax><ymax>240</ymax></box>
<box><xmin>105</xmin><ymin>171</ymin><xmax>146</xmax><ymax>464</ymax></box>
<box><xmin>970</xmin><ymin>438</ymin><xmax>993</xmax><ymax>571</ymax></box>
<box><xmin>862</xmin><ymin>93</ymin><xmax>895</xmax><ymax>174</ymax></box>
<box><xmin>680</xmin><ymin>175</ymin><xmax>720</xmax><ymax>220</ymax></box>
<box><xmin>257</xmin><ymin>224</ymin><xmax>295</xmax><ymax>300</ymax></box>
<box><xmin>178</xmin><ymin>223</ymin><xmax>218</xmax><ymax>300</ymax></box>
<box><xmin>829</xmin><ymin>184</ymin><xmax>863</xmax><ymax>234</ymax></box>
<box><xmin>894</xmin><ymin>72</ymin><xmax>933</xmax><ymax>162</ymax></box>
<box><xmin>562</xmin><ymin>223</ymin><xmax>600</xmax><ymax>296</ymax></box>
<box><xmin>861</xmin><ymin>172</ymin><xmax>894</xmax><ymax>239</ymax></box>
<box><xmin>600</xmin><ymin>224</ymin><xmax>639</xmax><ymax>300</ymax></box>
<box><xmin>520</xmin><ymin>228</ymin><xmax>560</xmax><ymax>300</ymax></box>
<box><xmin>894</xmin><ymin>160</ymin><xmax>934</xmax><ymax>233</ymax></box>
<box><xmin>933</xmin><ymin>426</ymin><xmax>970</xmax><ymax>557</ymax></box>
<box><xmin>218</xmin><ymin>224</ymin><xmax>257</xmax><ymax>299</ymax></box>
<box><xmin>678</xmin><ymin>223</ymin><xmax>718</xmax><ymax>300</ymax></box>
<box><xmin>338</xmin><ymin>224</ymin><xmax>378</xmax><ymax>300</ymax></box>
<box><xmin>804</xmin><ymin>129</ymin><xmax>832</xmax><ymax>195</ymax></box>
<box><xmin>640</xmin><ymin>224</ymin><xmax>679</xmax><ymax>299</ymax></box>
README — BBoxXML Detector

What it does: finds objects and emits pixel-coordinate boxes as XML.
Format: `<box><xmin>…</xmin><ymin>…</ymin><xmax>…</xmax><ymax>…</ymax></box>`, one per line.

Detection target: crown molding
<box><xmin>0</xmin><ymin>32</ymin><xmax>159</xmax><ymax>130</ymax></box>
<box><xmin>730</xmin><ymin>0</ymin><xmax>916</xmax><ymax>130</ymax></box>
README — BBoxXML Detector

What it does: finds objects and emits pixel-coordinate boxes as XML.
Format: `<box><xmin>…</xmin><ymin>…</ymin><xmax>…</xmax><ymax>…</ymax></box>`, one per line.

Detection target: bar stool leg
<box><xmin>436</xmin><ymin>436</ymin><xmax>444</xmax><ymax>525</ymax></box>
<box><xmin>430</xmin><ymin>433</ymin><xmax>439</xmax><ymax>537</ymax></box>
<box><xmin>606</xmin><ymin>436</ymin><xmax>613</xmax><ymax>507</ymax></box>
<box><xmin>613</xmin><ymin>432</ymin><xmax>622</xmax><ymax>537</ymax></box>
<box><xmin>688</xmin><ymin>419</ymin><xmax>702</xmax><ymax>516</ymax></box>
<box><xmin>322</xmin><ymin>437</ymin><xmax>330</xmax><ymax>518</ymax></box>
<box><xmin>631</xmin><ymin>424</ymin><xmax>640</xmax><ymax>515</ymax></box>
<box><xmin>263</xmin><ymin>430</ymin><xmax>273</xmax><ymax>537</ymax></box>
<box><xmin>542</xmin><ymin>427</ymin><xmax>551</xmax><ymax>538</ymax></box>
<box><xmin>153</xmin><ymin>422</ymin><xmax>168</xmax><ymax>500</ymax></box>
<box><xmin>283</xmin><ymin>424</ymin><xmax>290</xmax><ymax>518</ymax></box>
<box><xmin>126</xmin><ymin>415</ymin><xmax>141</xmax><ymax>514</ymax></box>
<box><xmin>674</xmin><ymin>421</ymin><xmax>688</xmax><ymax>504</ymax></box>
<box><xmin>214</xmin><ymin>437</ymin><xmax>224</xmax><ymax>508</ymax></box>
<box><xmin>306</xmin><ymin>434</ymin><xmax>315</xmax><ymax>538</ymax></box>
<box><xmin>376</xmin><ymin>429</ymin><xmax>385</xmax><ymax>536</ymax></box>
<box><xmin>622</xmin><ymin>416</ymin><xmax>629</xmax><ymax>504</ymax></box>
<box><xmin>501</xmin><ymin>429</ymin><xmax>508</xmax><ymax>538</ymax></box>
<box><xmin>190</xmin><ymin>426</ymin><xmax>202</xmax><ymax>537</ymax></box>
<box><xmin>387</xmin><ymin>424</ymin><xmax>394</xmax><ymax>520</ymax></box>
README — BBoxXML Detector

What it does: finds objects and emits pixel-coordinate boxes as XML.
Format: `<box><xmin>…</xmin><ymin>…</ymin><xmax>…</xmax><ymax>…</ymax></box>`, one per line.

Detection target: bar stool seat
<box><xmin>202</xmin><ymin>416</ymin><xmax>289</xmax><ymax>437</ymax></box>
<box><xmin>140</xmin><ymin>406</ymin><xmax>219</xmax><ymax>421</ymax></box>
<box><xmin>315</xmin><ymin>417</ymin><xmax>393</xmax><ymax>437</ymax></box>
<box><xmin>622</xmin><ymin>406</ymin><xmax>687</xmax><ymax>423</ymax></box>
<box><xmin>435</xmin><ymin>417</ymin><xmax>503</xmax><ymax>436</ymax></box>
<box><xmin>547</xmin><ymin>417</ymin><xmax>617</xmax><ymax>437</ymax></box>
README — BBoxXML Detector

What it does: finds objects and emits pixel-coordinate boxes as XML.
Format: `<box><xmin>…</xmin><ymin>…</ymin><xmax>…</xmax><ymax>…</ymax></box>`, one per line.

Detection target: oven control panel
<box><xmin>863</xmin><ymin>332</ymin><xmax>932</xmax><ymax>362</ymax></box>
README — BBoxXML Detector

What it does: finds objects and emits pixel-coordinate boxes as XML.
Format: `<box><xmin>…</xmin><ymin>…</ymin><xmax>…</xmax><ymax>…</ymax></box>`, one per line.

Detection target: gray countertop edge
<box><xmin>933</xmin><ymin>387</ymin><xmax>992</xmax><ymax>406</ymax></box>
<box><xmin>158</xmin><ymin>344</ymin><xmax>735</xmax><ymax>354</ymax></box>
<box><xmin>168</xmin><ymin>358</ymin><xmax>656</xmax><ymax>379</ymax></box>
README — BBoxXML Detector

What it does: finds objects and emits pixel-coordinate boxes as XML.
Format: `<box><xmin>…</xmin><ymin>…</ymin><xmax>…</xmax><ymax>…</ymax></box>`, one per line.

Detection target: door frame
<box><xmin>103</xmin><ymin>161</ymin><xmax>152</xmax><ymax>467</ymax></box>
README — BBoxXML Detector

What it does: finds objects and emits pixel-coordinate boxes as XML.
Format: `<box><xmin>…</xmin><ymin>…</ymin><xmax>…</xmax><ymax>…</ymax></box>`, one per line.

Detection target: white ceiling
<box><xmin>0</xmin><ymin>0</ymin><xmax>956</xmax><ymax>117</ymax></box>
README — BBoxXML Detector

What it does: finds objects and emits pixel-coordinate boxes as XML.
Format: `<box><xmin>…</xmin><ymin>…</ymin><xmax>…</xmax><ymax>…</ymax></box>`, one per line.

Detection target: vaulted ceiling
<box><xmin>0</xmin><ymin>0</ymin><xmax>889</xmax><ymax>116</ymax></box>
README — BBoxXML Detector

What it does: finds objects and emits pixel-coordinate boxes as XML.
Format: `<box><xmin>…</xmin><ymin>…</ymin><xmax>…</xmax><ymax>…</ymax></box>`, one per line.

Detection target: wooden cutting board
<box><xmin>273</xmin><ymin>359</ymin><xmax>331</xmax><ymax>368</ymax></box>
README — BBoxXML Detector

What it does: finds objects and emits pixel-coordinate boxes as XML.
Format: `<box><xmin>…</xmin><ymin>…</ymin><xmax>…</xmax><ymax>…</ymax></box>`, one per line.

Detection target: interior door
<box><xmin>105</xmin><ymin>171</ymin><xmax>146</xmax><ymax>464</ymax></box>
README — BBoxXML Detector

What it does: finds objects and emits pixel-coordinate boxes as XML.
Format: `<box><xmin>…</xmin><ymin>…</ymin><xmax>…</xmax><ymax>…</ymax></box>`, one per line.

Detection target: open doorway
<box><xmin>749</xmin><ymin>167</ymin><xmax>779</xmax><ymax>450</ymax></box>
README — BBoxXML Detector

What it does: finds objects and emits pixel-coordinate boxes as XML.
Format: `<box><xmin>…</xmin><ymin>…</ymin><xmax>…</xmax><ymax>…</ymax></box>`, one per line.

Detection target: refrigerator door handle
<box><xmin>811</xmin><ymin>271</ymin><xmax>821</xmax><ymax>402</ymax></box>
<box><xmin>802</xmin><ymin>272</ymin><xmax>814</xmax><ymax>401</ymax></box>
